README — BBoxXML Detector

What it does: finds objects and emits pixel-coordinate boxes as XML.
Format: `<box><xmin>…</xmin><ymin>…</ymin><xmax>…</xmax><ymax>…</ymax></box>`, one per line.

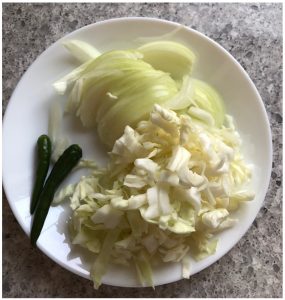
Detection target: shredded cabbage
<box><xmin>55</xmin><ymin>104</ymin><xmax>254</xmax><ymax>288</ymax></box>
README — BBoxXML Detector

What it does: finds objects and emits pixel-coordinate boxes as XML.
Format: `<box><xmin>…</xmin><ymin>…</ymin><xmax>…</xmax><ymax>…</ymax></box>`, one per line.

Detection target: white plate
<box><xmin>3</xmin><ymin>17</ymin><xmax>272</xmax><ymax>287</ymax></box>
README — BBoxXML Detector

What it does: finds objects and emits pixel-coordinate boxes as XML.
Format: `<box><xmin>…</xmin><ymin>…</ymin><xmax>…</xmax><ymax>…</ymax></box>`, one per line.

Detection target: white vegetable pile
<box><xmin>52</xmin><ymin>39</ymin><xmax>255</xmax><ymax>288</ymax></box>
<box><xmin>55</xmin><ymin>105</ymin><xmax>254</xmax><ymax>288</ymax></box>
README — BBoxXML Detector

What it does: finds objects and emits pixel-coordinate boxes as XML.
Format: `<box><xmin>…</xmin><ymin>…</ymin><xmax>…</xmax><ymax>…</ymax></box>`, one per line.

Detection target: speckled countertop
<box><xmin>2</xmin><ymin>3</ymin><xmax>282</xmax><ymax>298</ymax></box>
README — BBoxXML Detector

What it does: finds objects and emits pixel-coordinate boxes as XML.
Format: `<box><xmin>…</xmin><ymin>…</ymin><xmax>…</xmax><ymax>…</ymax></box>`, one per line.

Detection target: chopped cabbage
<box><xmin>134</xmin><ymin>250</ymin><xmax>154</xmax><ymax>287</ymax></box>
<box><xmin>56</xmin><ymin>104</ymin><xmax>254</xmax><ymax>288</ymax></box>
<box><xmin>90</xmin><ymin>228</ymin><xmax>121</xmax><ymax>289</ymax></box>
<box><xmin>182</xmin><ymin>254</ymin><xmax>191</xmax><ymax>279</ymax></box>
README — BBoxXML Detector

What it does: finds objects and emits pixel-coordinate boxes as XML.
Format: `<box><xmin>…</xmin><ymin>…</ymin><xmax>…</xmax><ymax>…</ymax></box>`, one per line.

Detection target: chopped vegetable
<box><xmin>138</xmin><ymin>41</ymin><xmax>196</xmax><ymax>79</ymax></box>
<box><xmin>53</xmin><ymin>50</ymin><xmax>144</xmax><ymax>95</ymax></box>
<box><xmin>53</xmin><ymin>40</ymin><xmax>229</xmax><ymax>148</ymax></box>
<box><xmin>62</xmin><ymin>39</ymin><xmax>101</xmax><ymax>63</ymax></box>
<box><xmin>56</xmin><ymin>104</ymin><xmax>254</xmax><ymax>287</ymax></box>
<box><xmin>30</xmin><ymin>135</ymin><xmax>51</xmax><ymax>214</ymax></box>
<box><xmin>134</xmin><ymin>250</ymin><xmax>154</xmax><ymax>287</ymax></box>
<box><xmin>48</xmin><ymin>102</ymin><xmax>61</xmax><ymax>146</ymax></box>
<box><xmin>66</xmin><ymin>50</ymin><xmax>178</xmax><ymax>147</ymax></box>
<box><xmin>90</xmin><ymin>228</ymin><xmax>121</xmax><ymax>289</ymax></box>
<box><xmin>187</xmin><ymin>79</ymin><xmax>225</xmax><ymax>127</ymax></box>
<box><xmin>48</xmin><ymin>101</ymin><xmax>70</xmax><ymax>162</ymax></box>
<box><xmin>134</xmin><ymin>25</ymin><xmax>185</xmax><ymax>45</ymax></box>
<box><xmin>53</xmin><ymin>42</ymin><xmax>196</xmax><ymax>147</ymax></box>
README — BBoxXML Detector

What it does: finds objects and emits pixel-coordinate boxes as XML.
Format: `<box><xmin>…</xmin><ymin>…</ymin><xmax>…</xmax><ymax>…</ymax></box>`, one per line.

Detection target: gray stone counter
<box><xmin>2</xmin><ymin>3</ymin><xmax>282</xmax><ymax>298</ymax></box>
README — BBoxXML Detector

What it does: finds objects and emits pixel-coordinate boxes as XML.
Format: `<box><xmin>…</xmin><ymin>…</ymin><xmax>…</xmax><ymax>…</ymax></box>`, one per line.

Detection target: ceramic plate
<box><xmin>3</xmin><ymin>17</ymin><xmax>272</xmax><ymax>287</ymax></box>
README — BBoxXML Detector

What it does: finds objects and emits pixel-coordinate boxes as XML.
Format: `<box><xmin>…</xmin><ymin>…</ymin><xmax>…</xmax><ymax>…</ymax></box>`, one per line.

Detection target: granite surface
<box><xmin>2</xmin><ymin>3</ymin><xmax>282</xmax><ymax>298</ymax></box>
